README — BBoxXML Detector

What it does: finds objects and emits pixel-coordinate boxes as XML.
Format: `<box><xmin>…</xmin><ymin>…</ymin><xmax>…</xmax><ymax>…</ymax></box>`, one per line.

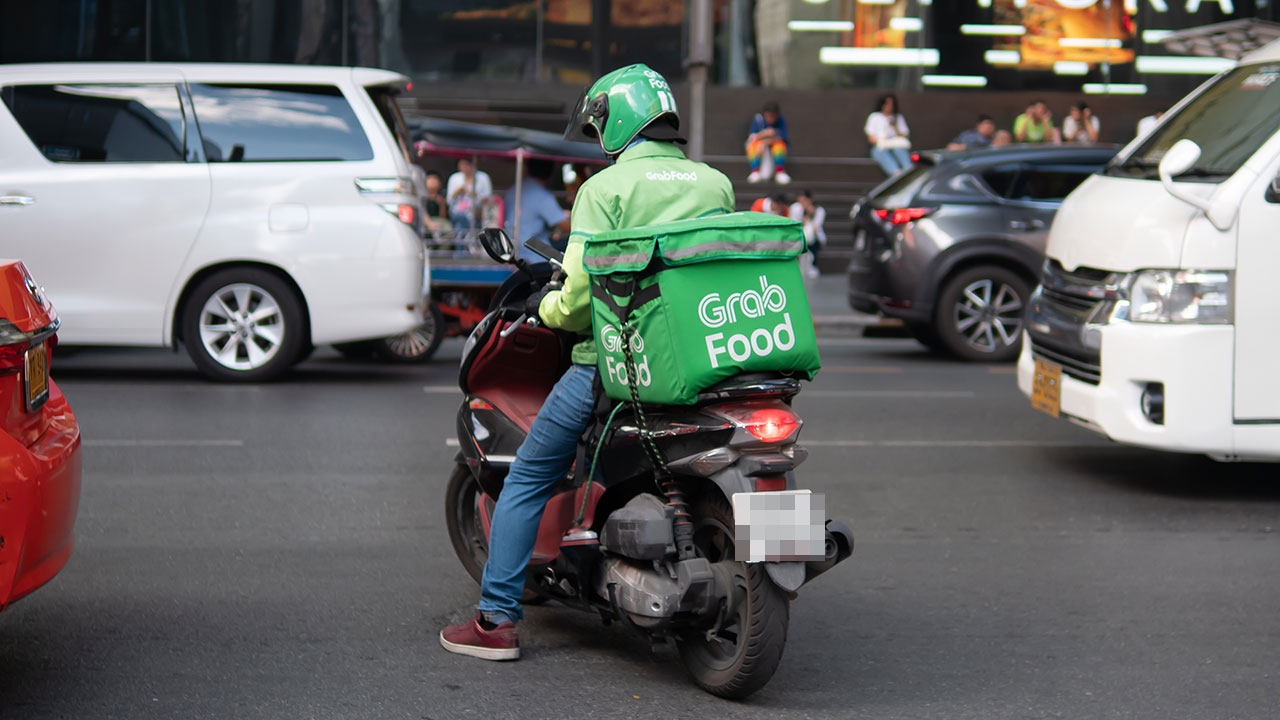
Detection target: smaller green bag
<box><xmin>584</xmin><ymin>212</ymin><xmax>821</xmax><ymax>405</ymax></box>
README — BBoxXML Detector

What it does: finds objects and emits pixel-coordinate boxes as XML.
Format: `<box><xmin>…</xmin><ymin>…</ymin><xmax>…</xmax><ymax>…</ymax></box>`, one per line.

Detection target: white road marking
<box><xmin>84</xmin><ymin>439</ymin><xmax>245</xmax><ymax>448</ymax></box>
<box><xmin>424</xmin><ymin>386</ymin><xmax>462</xmax><ymax>394</ymax></box>
<box><xmin>801</xmin><ymin>390</ymin><xmax>976</xmax><ymax>398</ymax></box>
<box><xmin>801</xmin><ymin>439</ymin><xmax>1103</xmax><ymax>448</ymax></box>
<box><xmin>446</xmin><ymin>438</ymin><xmax>460</xmax><ymax>447</ymax></box>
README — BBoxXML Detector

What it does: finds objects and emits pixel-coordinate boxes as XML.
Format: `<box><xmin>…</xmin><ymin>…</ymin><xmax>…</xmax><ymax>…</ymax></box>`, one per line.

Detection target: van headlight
<box><xmin>1113</xmin><ymin>270</ymin><xmax>1233</xmax><ymax>324</ymax></box>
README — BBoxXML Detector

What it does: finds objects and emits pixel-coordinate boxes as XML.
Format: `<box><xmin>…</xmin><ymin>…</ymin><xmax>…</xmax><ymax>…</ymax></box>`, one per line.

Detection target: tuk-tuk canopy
<box><xmin>410</xmin><ymin>117</ymin><xmax>608</xmax><ymax>166</ymax></box>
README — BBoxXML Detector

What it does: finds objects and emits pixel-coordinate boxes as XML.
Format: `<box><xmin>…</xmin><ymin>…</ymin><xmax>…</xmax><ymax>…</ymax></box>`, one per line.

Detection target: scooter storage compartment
<box><xmin>600</xmin><ymin>493</ymin><xmax>676</xmax><ymax>560</ymax></box>
<box><xmin>584</xmin><ymin>212</ymin><xmax>821</xmax><ymax>406</ymax></box>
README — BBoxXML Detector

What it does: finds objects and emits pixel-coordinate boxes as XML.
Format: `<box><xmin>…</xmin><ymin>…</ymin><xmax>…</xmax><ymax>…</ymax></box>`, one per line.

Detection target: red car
<box><xmin>0</xmin><ymin>259</ymin><xmax>81</xmax><ymax>612</ymax></box>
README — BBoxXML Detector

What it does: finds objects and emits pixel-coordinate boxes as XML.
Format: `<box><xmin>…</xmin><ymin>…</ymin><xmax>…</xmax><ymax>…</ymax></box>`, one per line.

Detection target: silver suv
<box><xmin>846</xmin><ymin>145</ymin><xmax>1118</xmax><ymax>362</ymax></box>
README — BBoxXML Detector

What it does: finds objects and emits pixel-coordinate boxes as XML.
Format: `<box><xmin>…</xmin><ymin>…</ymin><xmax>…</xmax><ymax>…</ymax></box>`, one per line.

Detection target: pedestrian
<box><xmin>504</xmin><ymin>158</ymin><xmax>571</xmax><ymax>262</ymax></box>
<box><xmin>865</xmin><ymin>94</ymin><xmax>913</xmax><ymax>176</ymax></box>
<box><xmin>1062</xmin><ymin>101</ymin><xmax>1100</xmax><ymax>144</ymax></box>
<box><xmin>439</xmin><ymin>63</ymin><xmax>736</xmax><ymax>661</ymax></box>
<box><xmin>423</xmin><ymin>171</ymin><xmax>451</xmax><ymax>233</ymax></box>
<box><xmin>750</xmin><ymin>191</ymin><xmax>790</xmax><ymax>216</ymax></box>
<box><xmin>947</xmin><ymin>115</ymin><xmax>998</xmax><ymax>151</ymax></box>
<box><xmin>1136</xmin><ymin>110</ymin><xmax>1164</xmax><ymax>139</ymax></box>
<box><xmin>1014</xmin><ymin>100</ymin><xmax>1058</xmax><ymax>144</ymax></box>
<box><xmin>745</xmin><ymin>101</ymin><xmax>791</xmax><ymax>185</ymax></box>
<box><xmin>446</xmin><ymin>157</ymin><xmax>493</xmax><ymax>230</ymax></box>
<box><xmin>789</xmin><ymin>189</ymin><xmax>825</xmax><ymax>278</ymax></box>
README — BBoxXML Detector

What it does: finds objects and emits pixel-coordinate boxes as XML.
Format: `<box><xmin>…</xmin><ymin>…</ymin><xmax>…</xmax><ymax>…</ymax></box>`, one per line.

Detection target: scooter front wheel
<box><xmin>676</xmin><ymin>492</ymin><xmax>790</xmax><ymax>699</ymax></box>
<box><xmin>444</xmin><ymin>463</ymin><xmax>546</xmax><ymax>604</ymax></box>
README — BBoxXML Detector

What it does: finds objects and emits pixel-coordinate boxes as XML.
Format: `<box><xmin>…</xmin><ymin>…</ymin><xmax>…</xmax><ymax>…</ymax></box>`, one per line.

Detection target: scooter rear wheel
<box><xmin>444</xmin><ymin>463</ymin><xmax>545</xmax><ymax>604</ymax></box>
<box><xmin>676</xmin><ymin>492</ymin><xmax>790</xmax><ymax>699</ymax></box>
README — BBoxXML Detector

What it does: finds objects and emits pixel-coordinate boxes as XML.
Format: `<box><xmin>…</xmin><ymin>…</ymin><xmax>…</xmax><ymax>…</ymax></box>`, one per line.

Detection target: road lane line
<box><xmin>424</xmin><ymin>386</ymin><xmax>463</xmax><ymax>394</ymax></box>
<box><xmin>801</xmin><ymin>439</ymin><xmax>1103</xmax><ymax>448</ymax></box>
<box><xmin>446</xmin><ymin>438</ymin><xmax>460</xmax><ymax>447</ymax></box>
<box><xmin>84</xmin><ymin>439</ymin><xmax>245</xmax><ymax>448</ymax></box>
<box><xmin>801</xmin><ymin>390</ymin><xmax>976</xmax><ymax>398</ymax></box>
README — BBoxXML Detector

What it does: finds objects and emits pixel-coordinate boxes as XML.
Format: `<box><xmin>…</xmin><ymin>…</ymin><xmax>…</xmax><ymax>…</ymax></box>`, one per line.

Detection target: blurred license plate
<box><xmin>733</xmin><ymin>490</ymin><xmax>825</xmax><ymax>563</ymax></box>
<box><xmin>1031</xmin><ymin>357</ymin><xmax>1061</xmax><ymax>418</ymax></box>
<box><xmin>25</xmin><ymin>341</ymin><xmax>49</xmax><ymax>411</ymax></box>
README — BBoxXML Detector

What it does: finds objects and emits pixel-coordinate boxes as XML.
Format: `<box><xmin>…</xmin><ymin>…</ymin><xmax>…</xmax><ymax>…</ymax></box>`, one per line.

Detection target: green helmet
<box><xmin>564</xmin><ymin>63</ymin><xmax>683</xmax><ymax>156</ymax></box>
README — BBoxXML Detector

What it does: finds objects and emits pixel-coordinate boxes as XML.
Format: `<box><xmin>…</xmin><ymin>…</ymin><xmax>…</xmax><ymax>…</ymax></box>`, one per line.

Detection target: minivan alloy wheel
<box><xmin>199</xmin><ymin>283</ymin><xmax>286</xmax><ymax>371</ymax></box>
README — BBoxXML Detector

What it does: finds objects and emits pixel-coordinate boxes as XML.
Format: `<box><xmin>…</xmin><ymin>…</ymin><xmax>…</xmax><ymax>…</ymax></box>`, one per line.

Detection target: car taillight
<box><xmin>873</xmin><ymin>207</ymin><xmax>934</xmax><ymax>226</ymax></box>
<box><xmin>380</xmin><ymin>203</ymin><xmax>417</xmax><ymax>227</ymax></box>
<box><xmin>355</xmin><ymin>177</ymin><xmax>416</xmax><ymax>194</ymax></box>
<box><xmin>712</xmin><ymin>402</ymin><xmax>802</xmax><ymax>444</ymax></box>
<box><xmin>911</xmin><ymin>152</ymin><xmax>921</xmax><ymax>163</ymax></box>
<box><xmin>0</xmin><ymin>322</ymin><xmax>31</xmax><ymax>375</ymax></box>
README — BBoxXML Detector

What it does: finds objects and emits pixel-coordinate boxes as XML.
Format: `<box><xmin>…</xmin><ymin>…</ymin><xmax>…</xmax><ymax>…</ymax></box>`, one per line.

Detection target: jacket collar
<box><xmin>615</xmin><ymin>141</ymin><xmax>685</xmax><ymax>164</ymax></box>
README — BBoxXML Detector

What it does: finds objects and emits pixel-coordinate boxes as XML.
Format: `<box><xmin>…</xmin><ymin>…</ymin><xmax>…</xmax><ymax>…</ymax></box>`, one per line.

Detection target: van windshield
<box><xmin>1108</xmin><ymin>63</ymin><xmax>1280</xmax><ymax>181</ymax></box>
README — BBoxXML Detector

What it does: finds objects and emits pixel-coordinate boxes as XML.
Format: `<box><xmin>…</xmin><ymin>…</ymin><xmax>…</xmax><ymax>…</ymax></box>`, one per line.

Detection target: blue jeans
<box><xmin>871</xmin><ymin>147</ymin><xmax>913</xmax><ymax>176</ymax></box>
<box><xmin>450</xmin><ymin>210</ymin><xmax>474</xmax><ymax>230</ymax></box>
<box><xmin>478</xmin><ymin>363</ymin><xmax>597</xmax><ymax>624</ymax></box>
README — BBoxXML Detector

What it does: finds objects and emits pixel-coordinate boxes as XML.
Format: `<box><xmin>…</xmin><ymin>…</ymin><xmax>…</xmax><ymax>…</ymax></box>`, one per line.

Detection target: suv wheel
<box><xmin>935</xmin><ymin>266</ymin><xmax>1030</xmax><ymax>363</ymax></box>
<box><xmin>183</xmin><ymin>268</ymin><xmax>305</xmax><ymax>382</ymax></box>
<box><xmin>374</xmin><ymin>299</ymin><xmax>445</xmax><ymax>364</ymax></box>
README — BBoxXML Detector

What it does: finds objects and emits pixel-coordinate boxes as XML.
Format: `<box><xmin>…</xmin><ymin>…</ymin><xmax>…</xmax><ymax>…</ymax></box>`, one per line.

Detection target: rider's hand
<box><xmin>524</xmin><ymin>286</ymin><xmax>553</xmax><ymax>320</ymax></box>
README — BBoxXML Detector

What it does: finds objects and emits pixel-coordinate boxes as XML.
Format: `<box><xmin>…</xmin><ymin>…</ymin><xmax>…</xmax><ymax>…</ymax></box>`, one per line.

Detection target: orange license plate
<box><xmin>25</xmin><ymin>341</ymin><xmax>49</xmax><ymax>411</ymax></box>
<box><xmin>1031</xmin><ymin>357</ymin><xmax>1061</xmax><ymax>418</ymax></box>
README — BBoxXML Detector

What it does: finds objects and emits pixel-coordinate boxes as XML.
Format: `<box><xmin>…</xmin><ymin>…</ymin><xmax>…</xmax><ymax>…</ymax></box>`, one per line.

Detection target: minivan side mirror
<box><xmin>478</xmin><ymin>227</ymin><xmax>515</xmax><ymax>264</ymax></box>
<box><xmin>1158</xmin><ymin>138</ymin><xmax>1201</xmax><ymax>178</ymax></box>
<box><xmin>1157</xmin><ymin>138</ymin><xmax>1233</xmax><ymax>230</ymax></box>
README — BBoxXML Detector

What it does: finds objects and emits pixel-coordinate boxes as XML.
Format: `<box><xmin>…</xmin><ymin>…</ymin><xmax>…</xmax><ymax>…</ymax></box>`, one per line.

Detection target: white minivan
<box><xmin>0</xmin><ymin>63</ymin><xmax>426</xmax><ymax>381</ymax></box>
<box><xmin>1018</xmin><ymin>41</ymin><xmax>1280</xmax><ymax>461</ymax></box>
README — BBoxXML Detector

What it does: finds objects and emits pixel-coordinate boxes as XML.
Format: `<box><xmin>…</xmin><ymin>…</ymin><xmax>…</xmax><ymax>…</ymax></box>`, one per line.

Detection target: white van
<box><xmin>1018</xmin><ymin>42</ymin><xmax>1280</xmax><ymax>461</ymax></box>
<box><xmin>0</xmin><ymin>63</ymin><xmax>426</xmax><ymax>381</ymax></box>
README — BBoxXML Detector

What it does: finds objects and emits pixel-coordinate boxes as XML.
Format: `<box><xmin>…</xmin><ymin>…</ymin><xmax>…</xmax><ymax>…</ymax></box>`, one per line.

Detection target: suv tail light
<box><xmin>381</xmin><ymin>203</ymin><xmax>417</xmax><ymax>226</ymax></box>
<box><xmin>873</xmin><ymin>207</ymin><xmax>935</xmax><ymax>226</ymax></box>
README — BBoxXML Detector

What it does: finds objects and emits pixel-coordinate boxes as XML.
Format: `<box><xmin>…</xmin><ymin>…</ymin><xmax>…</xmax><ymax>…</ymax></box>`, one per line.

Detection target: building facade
<box><xmin>2</xmin><ymin>0</ymin><xmax>1277</xmax><ymax>98</ymax></box>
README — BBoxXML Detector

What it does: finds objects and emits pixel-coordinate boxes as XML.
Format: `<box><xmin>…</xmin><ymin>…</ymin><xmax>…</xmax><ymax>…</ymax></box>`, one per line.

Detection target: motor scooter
<box><xmin>445</xmin><ymin>229</ymin><xmax>853</xmax><ymax>699</ymax></box>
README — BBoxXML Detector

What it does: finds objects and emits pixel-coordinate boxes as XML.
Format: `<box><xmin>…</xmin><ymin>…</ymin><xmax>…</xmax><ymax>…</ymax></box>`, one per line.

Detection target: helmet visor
<box><xmin>563</xmin><ymin>88</ymin><xmax>598</xmax><ymax>144</ymax></box>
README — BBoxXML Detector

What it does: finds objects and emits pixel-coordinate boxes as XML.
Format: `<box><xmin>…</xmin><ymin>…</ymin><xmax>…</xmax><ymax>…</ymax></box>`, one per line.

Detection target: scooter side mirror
<box><xmin>478</xmin><ymin>228</ymin><xmax>516</xmax><ymax>264</ymax></box>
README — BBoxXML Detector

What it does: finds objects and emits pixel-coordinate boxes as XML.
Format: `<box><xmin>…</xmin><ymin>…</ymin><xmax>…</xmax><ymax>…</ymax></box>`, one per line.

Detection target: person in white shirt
<box><xmin>789</xmin><ymin>189</ymin><xmax>826</xmax><ymax>279</ymax></box>
<box><xmin>865</xmin><ymin>94</ymin><xmax>913</xmax><ymax>177</ymax></box>
<box><xmin>446</xmin><ymin>158</ymin><xmax>493</xmax><ymax>230</ymax></box>
<box><xmin>1136</xmin><ymin>110</ymin><xmax>1164</xmax><ymax>139</ymax></box>
<box><xmin>1062</xmin><ymin>101</ymin><xmax>1101</xmax><ymax>144</ymax></box>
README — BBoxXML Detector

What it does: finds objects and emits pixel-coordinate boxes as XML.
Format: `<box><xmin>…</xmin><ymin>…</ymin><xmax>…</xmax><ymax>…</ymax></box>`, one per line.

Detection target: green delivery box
<box><xmin>583</xmin><ymin>212</ymin><xmax>821</xmax><ymax>405</ymax></box>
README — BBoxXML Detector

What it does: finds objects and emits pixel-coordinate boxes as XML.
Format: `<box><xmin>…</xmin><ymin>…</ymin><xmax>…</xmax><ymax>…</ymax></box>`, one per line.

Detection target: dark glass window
<box><xmin>0</xmin><ymin>83</ymin><xmax>186</xmax><ymax>163</ymax></box>
<box><xmin>190</xmin><ymin>84</ymin><xmax>373</xmax><ymax>162</ymax></box>
<box><xmin>366</xmin><ymin>85</ymin><xmax>413</xmax><ymax>164</ymax></box>
<box><xmin>981</xmin><ymin>167</ymin><xmax>1021</xmax><ymax>199</ymax></box>
<box><xmin>1008</xmin><ymin>168</ymin><xmax>1094</xmax><ymax>203</ymax></box>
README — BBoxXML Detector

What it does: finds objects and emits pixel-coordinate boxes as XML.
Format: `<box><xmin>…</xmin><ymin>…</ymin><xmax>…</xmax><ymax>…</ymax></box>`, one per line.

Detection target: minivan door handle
<box><xmin>0</xmin><ymin>195</ymin><xmax>35</xmax><ymax>206</ymax></box>
<box><xmin>1009</xmin><ymin>218</ymin><xmax>1045</xmax><ymax>231</ymax></box>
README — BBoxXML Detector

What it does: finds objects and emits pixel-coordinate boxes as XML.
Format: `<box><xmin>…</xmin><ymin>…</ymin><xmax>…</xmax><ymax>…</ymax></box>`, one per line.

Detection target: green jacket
<box><xmin>538</xmin><ymin>141</ymin><xmax>736</xmax><ymax>365</ymax></box>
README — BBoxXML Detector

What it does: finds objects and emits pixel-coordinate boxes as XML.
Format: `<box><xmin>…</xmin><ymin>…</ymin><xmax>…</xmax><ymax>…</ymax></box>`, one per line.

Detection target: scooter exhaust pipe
<box><xmin>804</xmin><ymin>520</ymin><xmax>854</xmax><ymax>585</ymax></box>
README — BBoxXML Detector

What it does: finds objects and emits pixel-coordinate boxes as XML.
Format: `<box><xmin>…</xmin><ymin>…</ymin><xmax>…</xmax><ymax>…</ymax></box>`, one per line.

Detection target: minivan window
<box><xmin>366</xmin><ymin>85</ymin><xmax>414</xmax><ymax>165</ymax></box>
<box><xmin>190</xmin><ymin>84</ymin><xmax>373</xmax><ymax>162</ymax></box>
<box><xmin>1111</xmin><ymin>63</ymin><xmax>1280</xmax><ymax>179</ymax></box>
<box><xmin>1</xmin><ymin>84</ymin><xmax>186</xmax><ymax>163</ymax></box>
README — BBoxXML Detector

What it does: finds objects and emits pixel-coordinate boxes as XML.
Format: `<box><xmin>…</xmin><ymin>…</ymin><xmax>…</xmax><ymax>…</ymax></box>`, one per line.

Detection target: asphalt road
<box><xmin>4</xmin><ymin>323</ymin><xmax>1280</xmax><ymax>719</ymax></box>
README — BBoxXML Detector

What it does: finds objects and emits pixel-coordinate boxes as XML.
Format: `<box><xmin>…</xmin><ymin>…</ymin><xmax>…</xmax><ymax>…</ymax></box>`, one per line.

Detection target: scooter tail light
<box><xmin>711</xmin><ymin>403</ymin><xmax>802</xmax><ymax>444</ymax></box>
<box><xmin>755</xmin><ymin>476</ymin><xmax>788</xmax><ymax>492</ymax></box>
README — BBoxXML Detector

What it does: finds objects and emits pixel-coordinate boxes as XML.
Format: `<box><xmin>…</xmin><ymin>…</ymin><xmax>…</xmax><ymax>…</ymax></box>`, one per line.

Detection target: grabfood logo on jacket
<box><xmin>599</xmin><ymin>324</ymin><xmax>651</xmax><ymax>387</ymax></box>
<box><xmin>698</xmin><ymin>275</ymin><xmax>795</xmax><ymax>368</ymax></box>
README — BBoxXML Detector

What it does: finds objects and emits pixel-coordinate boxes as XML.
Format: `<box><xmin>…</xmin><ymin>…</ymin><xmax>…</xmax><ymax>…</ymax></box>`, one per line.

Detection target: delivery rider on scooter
<box><xmin>441</xmin><ymin>64</ymin><xmax>736</xmax><ymax>661</ymax></box>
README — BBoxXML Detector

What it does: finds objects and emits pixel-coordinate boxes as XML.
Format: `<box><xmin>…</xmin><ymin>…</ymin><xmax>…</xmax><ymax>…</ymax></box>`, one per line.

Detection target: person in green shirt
<box><xmin>1014</xmin><ymin>99</ymin><xmax>1059</xmax><ymax>144</ymax></box>
<box><xmin>441</xmin><ymin>63</ymin><xmax>735</xmax><ymax>661</ymax></box>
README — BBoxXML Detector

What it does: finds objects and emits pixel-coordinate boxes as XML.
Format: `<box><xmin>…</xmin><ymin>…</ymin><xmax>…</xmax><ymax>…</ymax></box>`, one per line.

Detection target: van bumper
<box><xmin>1016</xmin><ymin>324</ymin><xmax>1277</xmax><ymax>457</ymax></box>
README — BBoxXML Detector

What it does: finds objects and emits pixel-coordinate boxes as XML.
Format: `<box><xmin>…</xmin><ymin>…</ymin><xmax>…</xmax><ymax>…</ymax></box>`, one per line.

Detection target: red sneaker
<box><xmin>439</xmin><ymin>614</ymin><xmax>520</xmax><ymax>661</ymax></box>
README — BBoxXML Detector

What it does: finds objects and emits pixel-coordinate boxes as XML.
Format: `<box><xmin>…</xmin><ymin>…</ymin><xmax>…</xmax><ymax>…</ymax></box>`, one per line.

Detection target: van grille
<box><xmin>1030</xmin><ymin>338</ymin><xmax>1101</xmax><ymax>386</ymax></box>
